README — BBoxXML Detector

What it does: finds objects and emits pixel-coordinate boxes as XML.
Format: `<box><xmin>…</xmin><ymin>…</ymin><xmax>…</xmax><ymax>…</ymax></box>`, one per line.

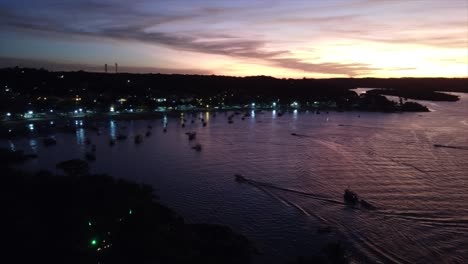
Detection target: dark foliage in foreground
<box><xmin>2</xmin><ymin>149</ymin><xmax>351</xmax><ymax>264</ymax></box>
<box><xmin>289</xmin><ymin>242</ymin><xmax>348</xmax><ymax>264</ymax></box>
<box><xmin>2</xmin><ymin>155</ymin><xmax>254</xmax><ymax>264</ymax></box>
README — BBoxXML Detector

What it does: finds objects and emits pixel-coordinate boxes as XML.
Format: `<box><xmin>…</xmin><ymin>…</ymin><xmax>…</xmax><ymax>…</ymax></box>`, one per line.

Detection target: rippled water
<box><xmin>3</xmin><ymin>93</ymin><xmax>468</xmax><ymax>263</ymax></box>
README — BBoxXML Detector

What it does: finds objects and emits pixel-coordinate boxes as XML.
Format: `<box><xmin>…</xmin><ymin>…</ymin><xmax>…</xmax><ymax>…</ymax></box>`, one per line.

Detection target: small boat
<box><xmin>145</xmin><ymin>131</ymin><xmax>151</xmax><ymax>137</ymax></box>
<box><xmin>163</xmin><ymin>127</ymin><xmax>167</xmax><ymax>133</ymax></box>
<box><xmin>85</xmin><ymin>138</ymin><xmax>91</xmax><ymax>145</ymax></box>
<box><xmin>192</xmin><ymin>144</ymin><xmax>202</xmax><ymax>151</ymax></box>
<box><xmin>291</xmin><ymin>133</ymin><xmax>298</xmax><ymax>136</ymax></box>
<box><xmin>147</xmin><ymin>125</ymin><xmax>152</xmax><ymax>129</ymax></box>
<box><xmin>228</xmin><ymin>119</ymin><xmax>234</xmax><ymax>124</ymax></box>
<box><xmin>182</xmin><ymin>123</ymin><xmax>185</xmax><ymax>128</ymax></box>
<box><xmin>43</xmin><ymin>137</ymin><xmax>57</xmax><ymax>146</ymax></box>
<box><xmin>202</xmin><ymin>122</ymin><xmax>207</xmax><ymax>127</ymax></box>
<box><xmin>186</xmin><ymin>132</ymin><xmax>196</xmax><ymax>140</ymax></box>
<box><xmin>344</xmin><ymin>188</ymin><xmax>359</xmax><ymax>204</ymax></box>
<box><xmin>234</xmin><ymin>174</ymin><xmax>247</xmax><ymax>182</ymax></box>
<box><xmin>109</xmin><ymin>139</ymin><xmax>116</xmax><ymax>146</ymax></box>
<box><xmin>134</xmin><ymin>135</ymin><xmax>143</xmax><ymax>144</ymax></box>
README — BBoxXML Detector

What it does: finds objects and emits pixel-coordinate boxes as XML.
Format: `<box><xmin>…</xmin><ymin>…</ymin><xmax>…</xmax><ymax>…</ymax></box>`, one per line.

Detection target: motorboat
<box><xmin>234</xmin><ymin>174</ymin><xmax>247</xmax><ymax>182</ymax></box>
<box><xmin>344</xmin><ymin>188</ymin><xmax>359</xmax><ymax>204</ymax></box>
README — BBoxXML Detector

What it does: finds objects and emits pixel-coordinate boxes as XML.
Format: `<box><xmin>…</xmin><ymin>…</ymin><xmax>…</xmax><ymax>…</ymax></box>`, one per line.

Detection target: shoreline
<box><xmin>0</xmin><ymin>107</ymin><xmax>427</xmax><ymax>139</ymax></box>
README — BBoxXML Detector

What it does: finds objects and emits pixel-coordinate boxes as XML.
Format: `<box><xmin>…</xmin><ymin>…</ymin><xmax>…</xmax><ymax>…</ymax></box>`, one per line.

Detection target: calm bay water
<box><xmin>3</xmin><ymin>93</ymin><xmax>468</xmax><ymax>263</ymax></box>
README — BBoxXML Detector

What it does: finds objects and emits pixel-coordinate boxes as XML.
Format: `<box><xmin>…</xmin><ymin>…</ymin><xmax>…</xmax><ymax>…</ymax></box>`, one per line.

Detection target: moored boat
<box><xmin>134</xmin><ymin>135</ymin><xmax>143</xmax><ymax>144</ymax></box>
<box><xmin>192</xmin><ymin>144</ymin><xmax>202</xmax><ymax>151</ymax></box>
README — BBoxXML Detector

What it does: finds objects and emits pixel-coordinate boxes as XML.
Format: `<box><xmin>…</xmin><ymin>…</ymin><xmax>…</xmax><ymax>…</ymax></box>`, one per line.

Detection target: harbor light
<box><xmin>79</xmin><ymin>108</ymin><xmax>83</xmax><ymax>112</ymax></box>
<box><xmin>50</xmin><ymin>109</ymin><xmax>54</xmax><ymax>113</ymax></box>
<box><xmin>272</xmin><ymin>102</ymin><xmax>276</xmax><ymax>107</ymax></box>
<box><xmin>74</xmin><ymin>110</ymin><xmax>78</xmax><ymax>114</ymax></box>
<box><xmin>6</xmin><ymin>112</ymin><xmax>11</xmax><ymax>116</ymax></box>
<box><xmin>110</xmin><ymin>106</ymin><xmax>115</xmax><ymax>112</ymax></box>
<box><xmin>25</xmin><ymin>111</ymin><xmax>34</xmax><ymax>118</ymax></box>
<box><xmin>251</xmin><ymin>102</ymin><xmax>256</xmax><ymax>108</ymax></box>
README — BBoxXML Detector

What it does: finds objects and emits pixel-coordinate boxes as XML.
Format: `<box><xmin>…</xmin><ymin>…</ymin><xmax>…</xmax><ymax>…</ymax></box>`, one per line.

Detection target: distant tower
<box><xmin>105</xmin><ymin>64</ymin><xmax>108</xmax><ymax>73</ymax></box>
<box><xmin>115</xmin><ymin>63</ymin><xmax>118</xmax><ymax>74</ymax></box>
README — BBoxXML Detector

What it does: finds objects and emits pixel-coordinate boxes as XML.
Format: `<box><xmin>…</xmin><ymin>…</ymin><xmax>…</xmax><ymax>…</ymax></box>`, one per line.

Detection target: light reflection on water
<box><xmin>3</xmin><ymin>93</ymin><xmax>468</xmax><ymax>264</ymax></box>
<box><xmin>109</xmin><ymin>120</ymin><xmax>117</xmax><ymax>138</ymax></box>
<box><xmin>9</xmin><ymin>140</ymin><xmax>16</xmax><ymax>152</ymax></box>
<box><xmin>76</xmin><ymin>128</ymin><xmax>85</xmax><ymax>145</ymax></box>
<box><xmin>28</xmin><ymin>138</ymin><xmax>38</xmax><ymax>153</ymax></box>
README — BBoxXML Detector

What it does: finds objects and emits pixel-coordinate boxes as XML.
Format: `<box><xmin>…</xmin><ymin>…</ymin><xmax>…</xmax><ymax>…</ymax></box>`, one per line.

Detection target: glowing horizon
<box><xmin>0</xmin><ymin>0</ymin><xmax>467</xmax><ymax>78</ymax></box>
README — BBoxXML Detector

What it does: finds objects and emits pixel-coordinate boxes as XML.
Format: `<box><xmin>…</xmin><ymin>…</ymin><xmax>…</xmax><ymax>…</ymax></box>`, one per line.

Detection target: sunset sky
<box><xmin>0</xmin><ymin>0</ymin><xmax>467</xmax><ymax>78</ymax></box>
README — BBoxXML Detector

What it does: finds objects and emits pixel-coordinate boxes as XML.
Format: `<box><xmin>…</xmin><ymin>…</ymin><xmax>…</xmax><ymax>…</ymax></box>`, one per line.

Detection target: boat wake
<box><xmin>433</xmin><ymin>144</ymin><xmax>468</xmax><ymax>151</ymax></box>
<box><xmin>290</xmin><ymin>132</ymin><xmax>312</xmax><ymax>138</ymax></box>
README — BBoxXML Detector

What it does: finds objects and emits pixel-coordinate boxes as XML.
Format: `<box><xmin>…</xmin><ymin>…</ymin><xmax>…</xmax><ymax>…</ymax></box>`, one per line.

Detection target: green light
<box><xmin>91</xmin><ymin>239</ymin><xmax>97</xmax><ymax>246</ymax></box>
<box><xmin>129</xmin><ymin>209</ymin><xmax>132</xmax><ymax>215</ymax></box>
<box><xmin>88</xmin><ymin>221</ymin><xmax>92</xmax><ymax>226</ymax></box>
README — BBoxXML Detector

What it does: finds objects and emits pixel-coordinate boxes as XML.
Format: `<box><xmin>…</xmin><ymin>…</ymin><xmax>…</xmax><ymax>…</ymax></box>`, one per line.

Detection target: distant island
<box><xmin>1</xmin><ymin>67</ymin><xmax>467</xmax><ymax>125</ymax></box>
